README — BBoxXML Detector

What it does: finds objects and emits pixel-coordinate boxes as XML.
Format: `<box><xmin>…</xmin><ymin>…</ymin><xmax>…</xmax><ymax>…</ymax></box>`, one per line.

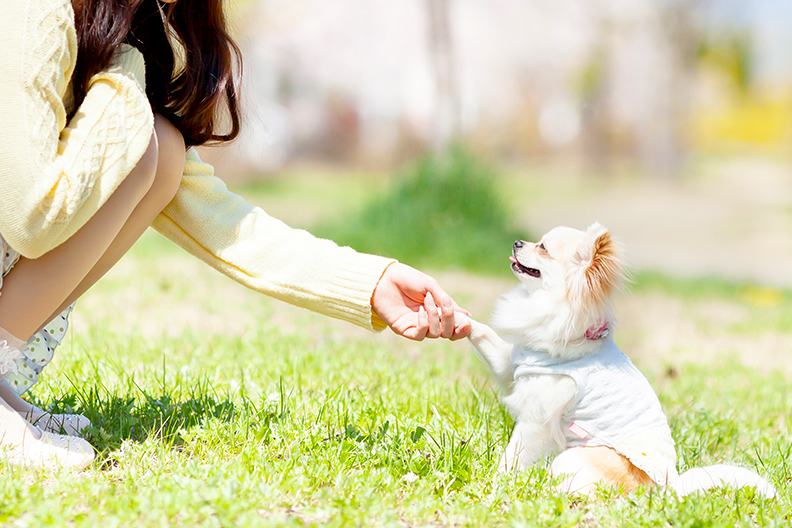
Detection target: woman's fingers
<box><xmin>439</xmin><ymin>296</ymin><xmax>455</xmax><ymax>338</ymax></box>
<box><xmin>421</xmin><ymin>280</ymin><xmax>466</xmax><ymax>338</ymax></box>
<box><xmin>391</xmin><ymin>300</ymin><xmax>462</xmax><ymax>341</ymax></box>
<box><xmin>370</xmin><ymin>262</ymin><xmax>471</xmax><ymax>341</ymax></box>
<box><xmin>424</xmin><ymin>292</ymin><xmax>441</xmax><ymax>338</ymax></box>
<box><xmin>393</xmin><ymin>306</ymin><xmax>429</xmax><ymax>341</ymax></box>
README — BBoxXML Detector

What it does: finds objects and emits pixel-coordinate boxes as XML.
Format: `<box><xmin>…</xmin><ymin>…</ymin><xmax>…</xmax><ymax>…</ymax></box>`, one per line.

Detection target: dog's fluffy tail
<box><xmin>672</xmin><ymin>465</ymin><xmax>776</xmax><ymax>498</ymax></box>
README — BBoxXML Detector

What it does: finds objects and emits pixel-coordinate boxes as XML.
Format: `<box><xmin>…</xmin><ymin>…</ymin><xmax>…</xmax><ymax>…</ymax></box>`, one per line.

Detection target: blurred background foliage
<box><xmin>316</xmin><ymin>147</ymin><xmax>523</xmax><ymax>275</ymax></box>
<box><xmin>210</xmin><ymin>0</ymin><xmax>792</xmax><ymax>177</ymax></box>
<box><xmin>201</xmin><ymin>0</ymin><xmax>792</xmax><ymax>284</ymax></box>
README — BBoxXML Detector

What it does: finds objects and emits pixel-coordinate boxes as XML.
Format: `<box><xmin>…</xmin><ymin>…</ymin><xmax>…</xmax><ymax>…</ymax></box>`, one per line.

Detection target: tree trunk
<box><xmin>426</xmin><ymin>0</ymin><xmax>460</xmax><ymax>153</ymax></box>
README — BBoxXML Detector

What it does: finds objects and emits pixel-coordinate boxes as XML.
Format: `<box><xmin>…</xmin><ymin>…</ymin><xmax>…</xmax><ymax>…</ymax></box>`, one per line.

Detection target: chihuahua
<box><xmin>458</xmin><ymin>223</ymin><xmax>775</xmax><ymax>497</ymax></box>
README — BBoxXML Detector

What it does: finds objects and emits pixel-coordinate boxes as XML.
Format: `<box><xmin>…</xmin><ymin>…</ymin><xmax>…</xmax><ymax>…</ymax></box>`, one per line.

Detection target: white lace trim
<box><xmin>0</xmin><ymin>340</ymin><xmax>23</xmax><ymax>375</ymax></box>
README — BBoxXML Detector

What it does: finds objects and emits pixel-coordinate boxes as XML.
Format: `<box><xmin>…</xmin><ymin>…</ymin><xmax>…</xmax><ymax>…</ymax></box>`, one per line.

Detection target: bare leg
<box><xmin>0</xmin><ymin>116</ymin><xmax>184</xmax><ymax>465</ymax></box>
<box><xmin>0</xmin><ymin>116</ymin><xmax>184</xmax><ymax>340</ymax></box>
<box><xmin>0</xmin><ymin>136</ymin><xmax>158</xmax><ymax>341</ymax></box>
<box><xmin>37</xmin><ymin>116</ymin><xmax>185</xmax><ymax>328</ymax></box>
<box><xmin>0</xmin><ymin>129</ymin><xmax>154</xmax><ymax>465</ymax></box>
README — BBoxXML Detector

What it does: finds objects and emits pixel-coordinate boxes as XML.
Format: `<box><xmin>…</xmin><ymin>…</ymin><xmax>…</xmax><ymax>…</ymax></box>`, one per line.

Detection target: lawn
<box><xmin>1</xmin><ymin>167</ymin><xmax>790</xmax><ymax>527</ymax></box>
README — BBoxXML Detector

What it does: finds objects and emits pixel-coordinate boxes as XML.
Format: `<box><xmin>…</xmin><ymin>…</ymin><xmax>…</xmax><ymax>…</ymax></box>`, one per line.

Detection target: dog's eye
<box><xmin>538</xmin><ymin>243</ymin><xmax>546</xmax><ymax>251</ymax></box>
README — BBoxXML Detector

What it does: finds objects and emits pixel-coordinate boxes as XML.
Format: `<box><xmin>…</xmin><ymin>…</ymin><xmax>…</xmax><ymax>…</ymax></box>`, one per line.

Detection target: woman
<box><xmin>0</xmin><ymin>0</ymin><xmax>470</xmax><ymax>469</ymax></box>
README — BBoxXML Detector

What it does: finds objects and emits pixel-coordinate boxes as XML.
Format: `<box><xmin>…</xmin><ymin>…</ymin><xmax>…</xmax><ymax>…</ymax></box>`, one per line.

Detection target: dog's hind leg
<box><xmin>550</xmin><ymin>448</ymin><xmax>603</xmax><ymax>496</ymax></box>
<box><xmin>551</xmin><ymin>447</ymin><xmax>655</xmax><ymax>496</ymax></box>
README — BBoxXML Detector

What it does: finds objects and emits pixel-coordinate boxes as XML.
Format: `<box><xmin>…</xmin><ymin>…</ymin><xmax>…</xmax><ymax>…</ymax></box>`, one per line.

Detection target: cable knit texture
<box><xmin>0</xmin><ymin>0</ymin><xmax>395</xmax><ymax>331</ymax></box>
<box><xmin>151</xmin><ymin>150</ymin><xmax>395</xmax><ymax>331</ymax></box>
<box><xmin>0</xmin><ymin>0</ymin><xmax>154</xmax><ymax>258</ymax></box>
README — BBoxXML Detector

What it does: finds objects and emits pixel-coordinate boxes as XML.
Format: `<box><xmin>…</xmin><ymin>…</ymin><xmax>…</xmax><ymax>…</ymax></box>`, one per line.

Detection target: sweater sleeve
<box><xmin>0</xmin><ymin>0</ymin><xmax>154</xmax><ymax>259</ymax></box>
<box><xmin>151</xmin><ymin>149</ymin><xmax>396</xmax><ymax>332</ymax></box>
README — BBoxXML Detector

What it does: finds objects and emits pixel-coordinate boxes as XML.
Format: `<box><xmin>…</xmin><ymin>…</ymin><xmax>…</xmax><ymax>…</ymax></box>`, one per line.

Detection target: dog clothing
<box><xmin>511</xmin><ymin>338</ymin><xmax>678</xmax><ymax>485</ymax></box>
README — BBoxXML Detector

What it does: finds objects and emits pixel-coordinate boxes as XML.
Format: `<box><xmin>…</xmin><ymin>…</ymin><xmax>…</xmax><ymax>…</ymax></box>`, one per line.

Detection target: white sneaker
<box><xmin>25</xmin><ymin>410</ymin><xmax>92</xmax><ymax>436</ymax></box>
<box><xmin>1</xmin><ymin>429</ymin><xmax>95</xmax><ymax>470</ymax></box>
<box><xmin>0</xmin><ymin>380</ymin><xmax>91</xmax><ymax>436</ymax></box>
<box><xmin>0</xmin><ymin>396</ymin><xmax>94</xmax><ymax>470</ymax></box>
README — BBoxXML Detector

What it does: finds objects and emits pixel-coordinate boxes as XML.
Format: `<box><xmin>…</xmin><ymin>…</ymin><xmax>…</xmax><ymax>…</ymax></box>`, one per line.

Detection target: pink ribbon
<box><xmin>585</xmin><ymin>321</ymin><xmax>610</xmax><ymax>340</ymax></box>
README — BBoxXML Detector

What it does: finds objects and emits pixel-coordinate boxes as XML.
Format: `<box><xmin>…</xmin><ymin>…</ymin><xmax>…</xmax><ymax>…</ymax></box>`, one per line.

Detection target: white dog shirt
<box><xmin>511</xmin><ymin>338</ymin><xmax>678</xmax><ymax>485</ymax></box>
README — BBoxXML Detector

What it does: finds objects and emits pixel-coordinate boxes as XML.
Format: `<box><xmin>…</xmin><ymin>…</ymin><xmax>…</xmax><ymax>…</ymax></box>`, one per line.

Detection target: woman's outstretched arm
<box><xmin>152</xmin><ymin>149</ymin><xmax>470</xmax><ymax>338</ymax></box>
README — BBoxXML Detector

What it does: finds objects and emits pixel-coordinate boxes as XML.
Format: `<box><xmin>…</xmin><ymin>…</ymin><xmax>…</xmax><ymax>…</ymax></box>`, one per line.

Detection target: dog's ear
<box><xmin>569</xmin><ymin>223</ymin><xmax>622</xmax><ymax>306</ymax></box>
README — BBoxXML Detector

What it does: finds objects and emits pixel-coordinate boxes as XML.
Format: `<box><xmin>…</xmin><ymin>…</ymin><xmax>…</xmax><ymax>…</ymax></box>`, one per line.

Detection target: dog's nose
<box><xmin>514</xmin><ymin>240</ymin><xmax>525</xmax><ymax>249</ymax></box>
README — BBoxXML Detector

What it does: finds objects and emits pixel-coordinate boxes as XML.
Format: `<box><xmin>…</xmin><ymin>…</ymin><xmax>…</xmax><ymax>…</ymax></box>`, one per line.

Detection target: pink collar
<box><xmin>585</xmin><ymin>321</ymin><xmax>610</xmax><ymax>340</ymax></box>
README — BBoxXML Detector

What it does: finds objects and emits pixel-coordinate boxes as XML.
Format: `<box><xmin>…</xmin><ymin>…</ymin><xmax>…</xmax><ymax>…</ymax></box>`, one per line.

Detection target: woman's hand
<box><xmin>371</xmin><ymin>263</ymin><xmax>472</xmax><ymax>341</ymax></box>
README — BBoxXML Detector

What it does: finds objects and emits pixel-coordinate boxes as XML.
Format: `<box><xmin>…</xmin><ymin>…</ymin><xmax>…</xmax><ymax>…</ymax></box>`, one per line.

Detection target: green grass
<box><xmin>315</xmin><ymin>147</ymin><xmax>524</xmax><ymax>276</ymax></box>
<box><xmin>3</xmin><ymin>158</ymin><xmax>791</xmax><ymax>526</ymax></box>
<box><xmin>0</xmin><ymin>231</ymin><xmax>788</xmax><ymax>527</ymax></box>
<box><xmin>10</xmin><ymin>326</ymin><xmax>792</xmax><ymax>526</ymax></box>
<box><xmin>633</xmin><ymin>270</ymin><xmax>792</xmax><ymax>335</ymax></box>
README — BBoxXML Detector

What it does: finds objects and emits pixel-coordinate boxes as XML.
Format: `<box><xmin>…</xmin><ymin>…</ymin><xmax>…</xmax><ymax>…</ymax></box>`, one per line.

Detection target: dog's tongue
<box><xmin>509</xmin><ymin>256</ymin><xmax>518</xmax><ymax>264</ymax></box>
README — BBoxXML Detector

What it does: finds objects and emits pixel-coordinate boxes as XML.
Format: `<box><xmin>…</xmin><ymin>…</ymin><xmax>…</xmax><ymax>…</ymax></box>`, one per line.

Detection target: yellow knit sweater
<box><xmin>0</xmin><ymin>0</ymin><xmax>394</xmax><ymax>331</ymax></box>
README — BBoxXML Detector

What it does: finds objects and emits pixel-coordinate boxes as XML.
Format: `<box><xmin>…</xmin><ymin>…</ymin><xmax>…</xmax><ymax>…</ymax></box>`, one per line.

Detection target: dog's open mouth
<box><xmin>510</xmin><ymin>256</ymin><xmax>541</xmax><ymax>278</ymax></box>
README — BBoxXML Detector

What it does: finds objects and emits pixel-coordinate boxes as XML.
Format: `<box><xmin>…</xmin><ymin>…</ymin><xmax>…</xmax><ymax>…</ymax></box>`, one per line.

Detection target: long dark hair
<box><xmin>72</xmin><ymin>0</ymin><xmax>242</xmax><ymax>147</ymax></box>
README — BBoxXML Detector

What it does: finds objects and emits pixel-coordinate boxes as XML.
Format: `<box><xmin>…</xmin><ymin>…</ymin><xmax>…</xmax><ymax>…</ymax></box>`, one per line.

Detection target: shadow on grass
<box><xmin>30</xmin><ymin>379</ymin><xmax>237</xmax><ymax>465</ymax></box>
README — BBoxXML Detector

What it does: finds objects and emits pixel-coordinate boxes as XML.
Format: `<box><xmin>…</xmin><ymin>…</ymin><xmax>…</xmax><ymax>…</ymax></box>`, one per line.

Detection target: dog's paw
<box><xmin>453</xmin><ymin>311</ymin><xmax>471</xmax><ymax>327</ymax></box>
<box><xmin>497</xmin><ymin>446</ymin><xmax>527</xmax><ymax>473</ymax></box>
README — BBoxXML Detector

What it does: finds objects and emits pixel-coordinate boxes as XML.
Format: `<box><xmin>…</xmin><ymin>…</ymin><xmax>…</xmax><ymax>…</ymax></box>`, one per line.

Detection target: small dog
<box><xmin>459</xmin><ymin>223</ymin><xmax>775</xmax><ymax>497</ymax></box>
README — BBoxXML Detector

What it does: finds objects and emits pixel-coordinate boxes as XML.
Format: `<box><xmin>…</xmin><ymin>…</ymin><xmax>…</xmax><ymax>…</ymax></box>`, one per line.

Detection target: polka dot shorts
<box><xmin>0</xmin><ymin>235</ymin><xmax>74</xmax><ymax>395</ymax></box>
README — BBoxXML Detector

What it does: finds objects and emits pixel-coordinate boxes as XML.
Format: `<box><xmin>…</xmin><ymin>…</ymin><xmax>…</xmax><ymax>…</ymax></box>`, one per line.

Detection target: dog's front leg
<box><xmin>498</xmin><ymin>420</ymin><xmax>549</xmax><ymax>472</ymax></box>
<box><xmin>458</xmin><ymin>314</ymin><xmax>514</xmax><ymax>387</ymax></box>
<box><xmin>498</xmin><ymin>374</ymin><xmax>576</xmax><ymax>473</ymax></box>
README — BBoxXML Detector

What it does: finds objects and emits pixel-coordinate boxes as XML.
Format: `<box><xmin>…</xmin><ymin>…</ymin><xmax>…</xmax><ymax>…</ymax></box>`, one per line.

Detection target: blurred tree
<box><xmin>426</xmin><ymin>0</ymin><xmax>460</xmax><ymax>153</ymax></box>
<box><xmin>697</xmin><ymin>33</ymin><xmax>753</xmax><ymax>96</ymax></box>
<box><xmin>581</xmin><ymin>0</ymin><xmax>702</xmax><ymax>179</ymax></box>
<box><xmin>650</xmin><ymin>0</ymin><xmax>701</xmax><ymax>178</ymax></box>
<box><xmin>577</xmin><ymin>41</ymin><xmax>611</xmax><ymax>175</ymax></box>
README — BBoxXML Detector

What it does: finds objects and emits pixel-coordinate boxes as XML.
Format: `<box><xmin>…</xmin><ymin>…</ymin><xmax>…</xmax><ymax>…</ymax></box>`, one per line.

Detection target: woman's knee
<box><xmin>151</xmin><ymin>115</ymin><xmax>186</xmax><ymax>206</ymax></box>
<box><xmin>121</xmin><ymin>130</ymin><xmax>159</xmax><ymax>204</ymax></box>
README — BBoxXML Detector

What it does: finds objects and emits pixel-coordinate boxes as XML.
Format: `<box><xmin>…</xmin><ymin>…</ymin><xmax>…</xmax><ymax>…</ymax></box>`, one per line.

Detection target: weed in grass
<box><xmin>2</xmin><ymin>234</ymin><xmax>790</xmax><ymax>526</ymax></box>
<box><xmin>317</xmin><ymin>146</ymin><xmax>524</xmax><ymax>275</ymax></box>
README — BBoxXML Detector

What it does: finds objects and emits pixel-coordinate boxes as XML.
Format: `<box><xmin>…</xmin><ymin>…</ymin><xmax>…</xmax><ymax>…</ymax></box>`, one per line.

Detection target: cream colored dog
<box><xmin>458</xmin><ymin>223</ymin><xmax>775</xmax><ymax>497</ymax></box>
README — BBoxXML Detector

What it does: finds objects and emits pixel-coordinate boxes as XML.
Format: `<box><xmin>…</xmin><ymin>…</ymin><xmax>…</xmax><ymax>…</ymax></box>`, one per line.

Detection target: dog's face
<box><xmin>510</xmin><ymin>226</ymin><xmax>587</xmax><ymax>290</ymax></box>
<box><xmin>510</xmin><ymin>223</ymin><xmax>622</xmax><ymax>307</ymax></box>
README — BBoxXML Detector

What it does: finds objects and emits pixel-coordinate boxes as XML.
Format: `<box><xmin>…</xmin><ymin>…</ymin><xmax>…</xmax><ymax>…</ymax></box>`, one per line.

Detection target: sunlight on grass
<box><xmin>7</xmin><ymin>316</ymin><xmax>790</xmax><ymax>527</ymax></box>
<box><xmin>1</xmin><ymin>176</ymin><xmax>790</xmax><ymax>526</ymax></box>
<box><xmin>1</xmin><ymin>246</ymin><xmax>787</xmax><ymax>526</ymax></box>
